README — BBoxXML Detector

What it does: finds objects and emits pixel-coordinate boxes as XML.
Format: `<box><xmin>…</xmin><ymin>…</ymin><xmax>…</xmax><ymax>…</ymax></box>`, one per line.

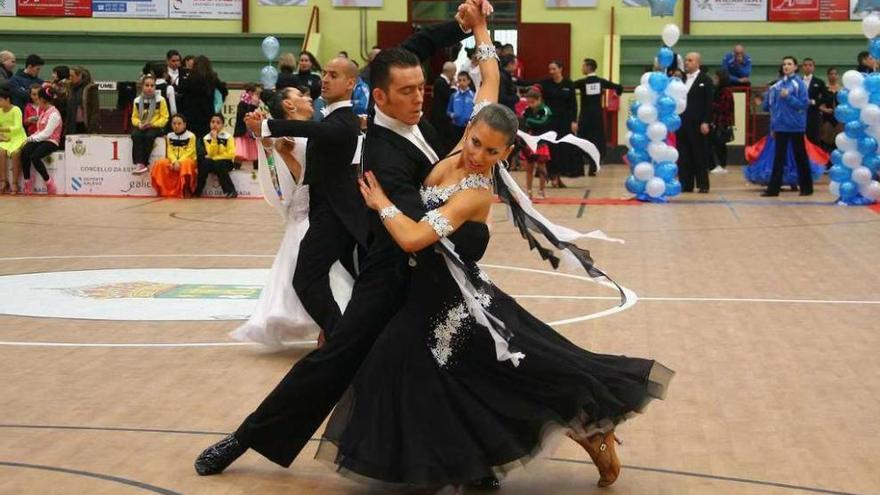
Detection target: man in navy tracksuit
<box><xmin>762</xmin><ymin>55</ymin><xmax>813</xmax><ymax>197</ymax></box>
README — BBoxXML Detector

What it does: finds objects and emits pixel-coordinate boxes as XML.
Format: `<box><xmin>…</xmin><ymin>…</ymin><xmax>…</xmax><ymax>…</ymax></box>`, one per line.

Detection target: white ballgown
<box><xmin>230</xmin><ymin>137</ymin><xmax>354</xmax><ymax>347</ymax></box>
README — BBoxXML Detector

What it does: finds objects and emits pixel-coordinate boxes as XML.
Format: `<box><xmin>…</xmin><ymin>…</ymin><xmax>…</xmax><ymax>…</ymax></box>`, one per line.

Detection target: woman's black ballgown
<box><xmin>317</xmin><ymin>172</ymin><xmax>673</xmax><ymax>487</ymax></box>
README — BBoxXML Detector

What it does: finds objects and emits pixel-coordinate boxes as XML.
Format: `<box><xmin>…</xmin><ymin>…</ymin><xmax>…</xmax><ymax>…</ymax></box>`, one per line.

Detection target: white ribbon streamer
<box><xmin>517</xmin><ymin>130</ymin><xmax>603</xmax><ymax>173</ymax></box>
<box><xmin>439</xmin><ymin>237</ymin><xmax>525</xmax><ymax>367</ymax></box>
<box><xmin>257</xmin><ymin>138</ymin><xmax>302</xmax><ymax>221</ymax></box>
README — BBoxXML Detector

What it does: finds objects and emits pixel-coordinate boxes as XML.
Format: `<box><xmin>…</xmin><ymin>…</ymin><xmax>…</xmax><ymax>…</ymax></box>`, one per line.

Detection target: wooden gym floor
<box><xmin>1</xmin><ymin>165</ymin><xmax>878</xmax><ymax>495</ymax></box>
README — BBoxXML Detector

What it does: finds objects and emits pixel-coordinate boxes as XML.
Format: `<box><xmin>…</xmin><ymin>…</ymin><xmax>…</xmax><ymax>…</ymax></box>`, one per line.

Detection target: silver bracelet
<box><xmin>421</xmin><ymin>209</ymin><xmax>454</xmax><ymax>238</ymax></box>
<box><xmin>379</xmin><ymin>205</ymin><xmax>401</xmax><ymax>221</ymax></box>
<box><xmin>475</xmin><ymin>42</ymin><xmax>498</xmax><ymax>63</ymax></box>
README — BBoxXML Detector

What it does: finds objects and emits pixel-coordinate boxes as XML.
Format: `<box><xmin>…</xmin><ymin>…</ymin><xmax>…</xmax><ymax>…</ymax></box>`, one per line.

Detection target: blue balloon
<box><xmin>656</xmin><ymin>95</ymin><xmax>676</xmax><ymax>116</ymax></box>
<box><xmin>648</xmin><ymin>72</ymin><xmax>670</xmax><ymax>93</ymax></box>
<box><xmin>626</xmin><ymin>149</ymin><xmax>651</xmax><ymax>165</ymax></box>
<box><xmin>871</xmin><ymin>37</ymin><xmax>880</xmax><ymax>61</ymax></box>
<box><xmin>830</xmin><ymin>149</ymin><xmax>844</xmax><ymax>167</ymax></box>
<box><xmin>626</xmin><ymin>116</ymin><xmax>648</xmax><ymax>133</ymax></box>
<box><xmin>870</xmin><ymin>91</ymin><xmax>880</xmax><ymax>106</ymax></box>
<box><xmin>260</xmin><ymin>65</ymin><xmax>279</xmax><ymax>89</ymax></box>
<box><xmin>657</xmin><ymin>47</ymin><xmax>674</xmax><ymax>68</ymax></box>
<box><xmin>845</xmin><ymin>120</ymin><xmax>867</xmax><ymax>139</ymax></box>
<box><xmin>665</xmin><ymin>179</ymin><xmax>682</xmax><ymax>197</ymax></box>
<box><xmin>261</xmin><ymin>36</ymin><xmax>280</xmax><ymax>61</ymax></box>
<box><xmin>630</xmin><ymin>100</ymin><xmax>642</xmax><ymax>115</ymax></box>
<box><xmin>629</xmin><ymin>132</ymin><xmax>650</xmax><ymax>150</ymax></box>
<box><xmin>829</xmin><ymin>165</ymin><xmax>852</xmax><ymax>183</ymax></box>
<box><xmin>837</xmin><ymin>88</ymin><xmax>849</xmax><ymax>106</ymax></box>
<box><xmin>625</xmin><ymin>175</ymin><xmax>646</xmax><ymax>194</ymax></box>
<box><xmin>866</xmin><ymin>73</ymin><xmax>880</xmax><ymax>94</ymax></box>
<box><xmin>839</xmin><ymin>181</ymin><xmax>859</xmax><ymax>199</ymax></box>
<box><xmin>655</xmin><ymin>161</ymin><xmax>678</xmax><ymax>181</ymax></box>
<box><xmin>661</xmin><ymin>113</ymin><xmax>682</xmax><ymax>132</ymax></box>
<box><xmin>835</xmin><ymin>104</ymin><xmax>860</xmax><ymax>124</ymax></box>
<box><xmin>865</xmin><ymin>154</ymin><xmax>880</xmax><ymax>171</ymax></box>
<box><xmin>859</xmin><ymin>136</ymin><xmax>878</xmax><ymax>155</ymax></box>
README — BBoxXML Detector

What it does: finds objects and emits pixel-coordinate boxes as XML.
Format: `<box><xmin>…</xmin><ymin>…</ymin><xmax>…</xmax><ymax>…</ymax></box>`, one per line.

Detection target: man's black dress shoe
<box><xmin>798</xmin><ymin>191</ymin><xmax>813</xmax><ymax>196</ymax></box>
<box><xmin>698</xmin><ymin>188</ymin><xmax>709</xmax><ymax>193</ymax></box>
<box><xmin>194</xmin><ymin>434</ymin><xmax>248</xmax><ymax>475</ymax></box>
<box><xmin>760</xmin><ymin>191</ymin><xmax>779</xmax><ymax>197</ymax></box>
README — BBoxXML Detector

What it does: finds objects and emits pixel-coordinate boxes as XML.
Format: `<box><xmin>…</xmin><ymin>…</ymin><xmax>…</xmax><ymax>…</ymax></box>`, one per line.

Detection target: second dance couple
<box><xmin>196</xmin><ymin>0</ymin><xmax>673</xmax><ymax>490</ymax></box>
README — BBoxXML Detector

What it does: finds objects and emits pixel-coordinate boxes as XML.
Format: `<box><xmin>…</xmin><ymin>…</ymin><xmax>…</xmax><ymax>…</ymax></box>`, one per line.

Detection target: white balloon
<box><xmin>860</xmin><ymin>180</ymin><xmax>880</xmax><ymax>200</ymax></box>
<box><xmin>863</xmin><ymin>13</ymin><xmax>880</xmax><ymax>39</ymax></box>
<box><xmin>640</xmin><ymin>72</ymin><xmax>652</xmax><ymax>87</ymax></box>
<box><xmin>852</xmin><ymin>166</ymin><xmax>873</xmax><ymax>185</ymax></box>
<box><xmin>667</xmin><ymin>79</ymin><xmax>687</xmax><ymax>99</ymax></box>
<box><xmin>866</xmin><ymin>125</ymin><xmax>880</xmax><ymax>141</ymax></box>
<box><xmin>849</xmin><ymin>87</ymin><xmax>869</xmax><ymax>109</ymax></box>
<box><xmin>661</xmin><ymin>23</ymin><xmax>681</xmax><ymax>48</ymax></box>
<box><xmin>836</xmin><ymin>133</ymin><xmax>858</xmax><ymax>152</ymax></box>
<box><xmin>675</xmin><ymin>98</ymin><xmax>687</xmax><ymax>115</ymax></box>
<box><xmin>634</xmin><ymin>84</ymin><xmax>658</xmax><ymax>104</ymax></box>
<box><xmin>637</xmin><ymin>103</ymin><xmax>658</xmax><ymax>123</ymax></box>
<box><xmin>647</xmin><ymin>121</ymin><xmax>668</xmax><ymax>142</ymax></box>
<box><xmin>661</xmin><ymin>145</ymin><xmax>679</xmax><ymax>163</ymax></box>
<box><xmin>829</xmin><ymin>181</ymin><xmax>840</xmax><ymax>197</ymax></box>
<box><xmin>634</xmin><ymin>162</ymin><xmax>655</xmax><ymax>181</ymax></box>
<box><xmin>646</xmin><ymin>177</ymin><xmax>667</xmax><ymax>198</ymax></box>
<box><xmin>647</xmin><ymin>142</ymin><xmax>665</xmax><ymax>162</ymax></box>
<box><xmin>843</xmin><ymin>70</ymin><xmax>865</xmax><ymax>90</ymax></box>
<box><xmin>861</xmin><ymin>104</ymin><xmax>880</xmax><ymax>126</ymax></box>
<box><xmin>843</xmin><ymin>150</ymin><xmax>864</xmax><ymax>169</ymax></box>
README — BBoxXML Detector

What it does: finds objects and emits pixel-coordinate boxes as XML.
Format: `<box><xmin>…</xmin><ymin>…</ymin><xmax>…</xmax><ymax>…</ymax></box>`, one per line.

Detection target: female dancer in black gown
<box><xmin>317</xmin><ymin>8</ymin><xmax>673</xmax><ymax>489</ymax></box>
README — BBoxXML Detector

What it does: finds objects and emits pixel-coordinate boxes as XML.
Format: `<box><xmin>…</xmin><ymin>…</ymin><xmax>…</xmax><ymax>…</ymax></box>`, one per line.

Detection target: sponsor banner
<box><xmin>767</xmin><ymin>0</ymin><xmax>849</xmax><ymax>20</ymax></box>
<box><xmin>259</xmin><ymin>0</ymin><xmax>306</xmax><ymax>4</ymax></box>
<box><xmin>16</xmin><ymin>0</ymin><xmax>91</xmax><ymax>16</ymax></box>
<box><xmin>690</xmin><ymin>0</ymin><xmax>767</xmax><ymax>20</ymax></box>
<box><xmin>546</xmin><ymin>0</ymin><xmax>597</xmax><ymax>6</ymax></box>
<box><xmin>65</xmin><ymin>135</ymin><xmax>161</xmax><ymax>197</ymax></box>
<box><xmin>0</xmin><ymin>0</ymin><xmax>15</xmax><ymax>16</ymax></box>
<box><xmin>168</xmin><ymin>0</ymin><xmax>241</xmax><ymax>19</ymax></box>
<box><xmin>92</xmin><ymin>0</ymin><xmax>168</xmax><ymax>18</ymax></box>
<box><xmin>201</xmin><ymin>170</ymin><xmax>264</xmax><ymax>198</ymax></box>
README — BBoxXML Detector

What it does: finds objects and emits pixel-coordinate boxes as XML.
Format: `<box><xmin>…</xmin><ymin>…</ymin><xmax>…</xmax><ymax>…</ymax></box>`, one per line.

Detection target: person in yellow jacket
<box><xmin>196</xmin><ymin>113</ymin><xmax>238</xmax><ymax>198</ymax></box>
<box><xmin>131</xmin><ymin>74</ymin><xmax>169</xmax><ymax>175</ymax></box>
<box><xmin>150</xmin><ymin>113</ymin><xmax>197</xmax><ymax>198</ymax></box>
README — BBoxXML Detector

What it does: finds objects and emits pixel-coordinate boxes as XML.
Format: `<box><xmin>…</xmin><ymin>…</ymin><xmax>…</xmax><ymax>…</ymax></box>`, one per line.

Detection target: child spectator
<box><xmin>447</xmin><ymin>71</ymin><xmax>475</xmax><ymax>144</ymax></box>
<box><xmin>150</xmin><ymin>114</ymin><xmax>197</xmax><ymax>197</ymax></box>
<box><xmin>23</xmin><ymin>84</ymin><xmax>41</xmax><ymax>136</ymax></box>
<box><xmin>19</xmin><ymin>85</ymin><xmax>61</xmax><ymax>195</ymax></box>
<box><xmin>131</xmin><ymin>74</ymin><xmax>169</xmax><ymax>175</ymax></box>
<box><xmin>197</xmin><ymin>113</ymin><xmax>237</xmax><ymax>198</ymax></box>
<box><xmin>233</xmin><ymin>83</ymin><xmax>261</xmax><ymax>167</ymax></box>
<box><xmin>0</xmin><ymin>86</ymin><xmax>26</xmax><ymax>194</ymax></box>
<box><xmin>520</xmin><ymin>86</ymin><xmax>552</xmax><ymax>199</ymax></box>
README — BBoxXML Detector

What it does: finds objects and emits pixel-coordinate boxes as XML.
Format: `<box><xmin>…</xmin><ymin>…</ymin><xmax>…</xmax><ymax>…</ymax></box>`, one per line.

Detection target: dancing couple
<box><xmin>196</xmin><ymin>1</ymin><xmax>673</xmax><ymax>489</ymax></box>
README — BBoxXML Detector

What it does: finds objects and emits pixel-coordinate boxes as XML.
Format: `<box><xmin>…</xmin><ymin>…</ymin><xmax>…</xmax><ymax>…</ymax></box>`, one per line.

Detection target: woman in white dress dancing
<box><xmin>230</xmin><ymin>87</ymin><xmax>353</xmax><ymax>348</ymax></box>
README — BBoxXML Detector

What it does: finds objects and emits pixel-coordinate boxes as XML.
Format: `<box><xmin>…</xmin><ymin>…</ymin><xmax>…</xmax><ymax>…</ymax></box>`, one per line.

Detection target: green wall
<box><xmin>0</xmin><ymin>31</ymin><xmax>303</xmax><ymax>82</ymax></box>
<box><xmin>620</xmin><ymin>34</ymin><xmax>867</xmax><ymax>86</ymax></box>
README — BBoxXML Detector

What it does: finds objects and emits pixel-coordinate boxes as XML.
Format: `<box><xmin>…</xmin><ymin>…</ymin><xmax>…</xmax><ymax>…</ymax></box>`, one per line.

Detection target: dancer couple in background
<box><xmin>197</xmin><ymin>1</ymin><xmax>673</xmax><ymax>489</ymax></box>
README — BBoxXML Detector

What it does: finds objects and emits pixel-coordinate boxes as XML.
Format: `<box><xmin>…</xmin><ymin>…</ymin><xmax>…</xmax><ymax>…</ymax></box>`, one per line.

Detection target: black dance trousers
<box><xmin>768</xmin><ymin>131</ymin><xmax>813</xmax><ymax>195</ymax></box>
<box><xmin>676</xmin><ymin>126</ymin><xmax>710</xmax><ymax>191</ymax></box>
<box><xmin>19</xmin><ymin>141</ymin><xmax>57</xmax><ymax>181</ymax></box>
<box><xmin>292</xmin><ymin>196</ymin><xmax>358</xmax><ymax>336</ymax></box>
<box><xmin>235</xmin><ymin>256</ymin><xmax>410</xmax><ymax>467</ymax></box>
<box><xmin>196</xmin><ymin>158</ymin><xmax>236</xmax><ymax>195</ymax></box>
<box><xmin>131</xmin><ymin>128</ymin><xmax>164</xmax><ymax>166</ymax></box>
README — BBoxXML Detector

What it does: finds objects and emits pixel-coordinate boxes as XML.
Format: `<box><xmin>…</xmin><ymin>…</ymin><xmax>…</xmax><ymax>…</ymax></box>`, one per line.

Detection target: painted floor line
<box><xmin>513</xmin><ymin>295</ymin><xmax>880</xmax><ymax>305</ymax></box>
<box><xmin>0</xmin><ymin>254</ymin><xmax>276</xmax><ymax>262</ymax></box>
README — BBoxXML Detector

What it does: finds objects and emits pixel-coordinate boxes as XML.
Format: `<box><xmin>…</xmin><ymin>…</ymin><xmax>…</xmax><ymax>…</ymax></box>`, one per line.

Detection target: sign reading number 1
<box><xmin>111</xmin><ymin>140</ymin><xmax>119</xmax><ymax>161</ymax></box>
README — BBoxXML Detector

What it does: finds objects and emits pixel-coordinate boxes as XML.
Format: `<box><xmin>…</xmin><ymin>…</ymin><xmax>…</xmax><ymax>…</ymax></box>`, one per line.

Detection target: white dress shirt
<box><xmin>685</xmin><ymin>69</ymin><xmax>700</xmax><ymax>92</ymax></box>
<box><xmin>373</xmin><ymin>106</ymin><xmax>439</xmax><ymax>164</ymax></box>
